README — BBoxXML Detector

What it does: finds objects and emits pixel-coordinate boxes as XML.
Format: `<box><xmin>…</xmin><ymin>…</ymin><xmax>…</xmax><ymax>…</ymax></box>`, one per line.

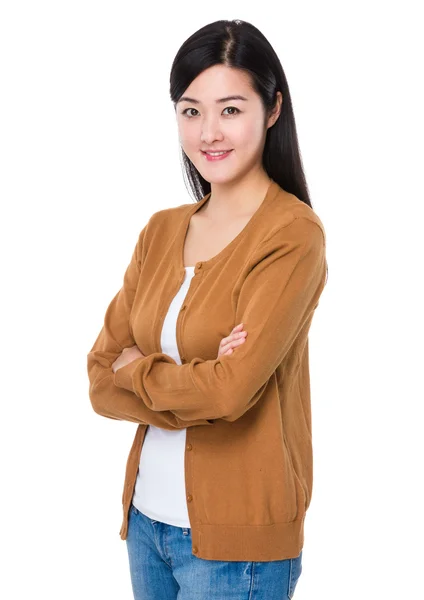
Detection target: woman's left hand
<box><xmin>111</xmin><ymin>345</ymin><xmax>145</xmax><ymax>373</ymax></box>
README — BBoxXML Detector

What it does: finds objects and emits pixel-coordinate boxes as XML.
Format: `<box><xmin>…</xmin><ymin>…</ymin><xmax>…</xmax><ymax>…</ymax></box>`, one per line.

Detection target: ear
<box><xmin>266</xmin><ymin>91</ymin><xmax>283</xmax><ymax>129</ymax></box>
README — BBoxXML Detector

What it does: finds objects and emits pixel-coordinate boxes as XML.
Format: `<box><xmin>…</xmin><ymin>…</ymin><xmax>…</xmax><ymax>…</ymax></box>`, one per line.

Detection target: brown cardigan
<box><xmin>87</xmin><ymin>179</ymin><xmax>327</xmax><ymax>561</ymax></box>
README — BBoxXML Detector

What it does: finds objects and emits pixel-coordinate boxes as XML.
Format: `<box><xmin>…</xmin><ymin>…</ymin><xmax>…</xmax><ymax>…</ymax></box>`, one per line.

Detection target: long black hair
<box><xmin>169</xmin><ymin>19</ymin><xmax>313</xmax><ymax>209</ymax></box>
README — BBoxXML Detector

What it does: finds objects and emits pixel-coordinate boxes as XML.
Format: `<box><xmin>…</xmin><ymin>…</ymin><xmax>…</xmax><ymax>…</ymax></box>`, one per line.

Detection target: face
<box><xmin>175</xmin><ymin>64</ymin><xmax>281</xmax><ymax>186</ymax></box>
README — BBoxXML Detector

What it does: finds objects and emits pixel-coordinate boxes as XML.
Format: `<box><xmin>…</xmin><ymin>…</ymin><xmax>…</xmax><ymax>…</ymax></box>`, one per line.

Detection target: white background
<box><xmin>1</xmin><ymin>1</ymin><xmax>423</xmax><ymax>598</ymax></box>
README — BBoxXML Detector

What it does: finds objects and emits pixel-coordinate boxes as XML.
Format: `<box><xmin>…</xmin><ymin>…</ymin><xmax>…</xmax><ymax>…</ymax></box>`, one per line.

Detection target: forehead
<box><xmin>181</xmin><ymin>65</ymin><xmax>253</xmax><ymax>100</ymax></box>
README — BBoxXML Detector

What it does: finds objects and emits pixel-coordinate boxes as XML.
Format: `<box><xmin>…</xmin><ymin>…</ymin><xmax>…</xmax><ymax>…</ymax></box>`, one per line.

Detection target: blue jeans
<box><xmin>126</xmin><ymin>503</ymin><xmax>303</xmax><ymax>599</ymax></box>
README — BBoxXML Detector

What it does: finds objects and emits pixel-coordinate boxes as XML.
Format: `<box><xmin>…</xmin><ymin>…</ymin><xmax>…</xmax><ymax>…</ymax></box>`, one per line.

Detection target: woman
<box><xmin>87</xmin><ymin>18</ymin><xmax>328</xmax><ymax>600</ymax></box>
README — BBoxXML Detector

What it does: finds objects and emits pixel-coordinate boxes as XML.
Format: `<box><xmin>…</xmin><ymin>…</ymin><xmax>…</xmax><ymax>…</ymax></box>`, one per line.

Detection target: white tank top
<box><xmin>131</xmin><ymin>265</ymin><xmax>195</xmax><ymax>527</ymax></box>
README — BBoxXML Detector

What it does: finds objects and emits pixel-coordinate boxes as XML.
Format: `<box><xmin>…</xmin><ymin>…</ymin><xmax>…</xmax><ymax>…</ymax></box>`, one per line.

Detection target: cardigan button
<box><xmin>192</xmin><ymin>546</ymin><xmax>198</xmax><ymax>554</ymax></box>
<box><xmin>186</xmin><ymin>443</ymin><xmax>192</xmax><ymax>451</ymax></box>
<box><xmin>196</xmin><ymin>262</ymin><xmax>202</xmax><ymax>269</ymax></box>
<box><xmin>187</xmin><ymin>494</ymin><xmax>193</xmax><ymax>502</ymax></box>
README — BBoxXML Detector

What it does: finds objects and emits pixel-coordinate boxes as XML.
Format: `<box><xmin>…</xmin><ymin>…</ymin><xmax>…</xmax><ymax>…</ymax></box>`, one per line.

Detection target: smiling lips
<box><xmin>201</xmin><ymin>149</ymin><xmax>233</xmax><ymax>161</ymax></box>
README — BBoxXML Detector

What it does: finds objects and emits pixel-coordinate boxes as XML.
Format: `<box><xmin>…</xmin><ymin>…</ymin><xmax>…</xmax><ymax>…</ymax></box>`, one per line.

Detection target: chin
<box><xmin>202</xmin><ymin>172</ymin><xmax>237</xmax><ymax>185</ymax></box>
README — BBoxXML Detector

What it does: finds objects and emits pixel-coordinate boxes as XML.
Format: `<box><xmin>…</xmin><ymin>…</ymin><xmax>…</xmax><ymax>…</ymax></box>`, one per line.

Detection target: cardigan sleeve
<box><xmin>86</xmin><ymin>221</ymin><xmax>214</xmax><ymax>429</ymax></box>
<box><xmin>113</xmin><ymin>217</ymin><xmax>327</xmax><ymax>423</ymax></box>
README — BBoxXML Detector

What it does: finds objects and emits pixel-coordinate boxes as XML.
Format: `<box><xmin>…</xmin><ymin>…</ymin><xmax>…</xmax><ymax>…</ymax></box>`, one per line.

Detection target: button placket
<box><xmin>178</xmin><ymin>263</ymin><xmax>204</xmax><ymax>362</ymax></box>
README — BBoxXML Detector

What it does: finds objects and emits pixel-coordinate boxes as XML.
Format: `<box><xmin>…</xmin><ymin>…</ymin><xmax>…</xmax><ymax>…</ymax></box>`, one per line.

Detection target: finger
<box><xmin>220</xmin><ymin>330</ymin><xmax>247</xmax><ymax>348</ymax></box>
<box><xmin>220</xmin><ymin>337</ymin><xmax>246</xmax><ymax>354</ymax></box>
<box><xmin>219</xmin><ymin>326</ymin><xmax>246</xmax><ymax>352</ymax></box>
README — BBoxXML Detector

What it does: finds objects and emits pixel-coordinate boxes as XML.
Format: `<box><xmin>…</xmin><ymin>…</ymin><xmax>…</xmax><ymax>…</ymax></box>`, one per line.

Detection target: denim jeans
<box><xmin>126</xmin><ymin>503</ymin><xmax>303</xmax><ymax>600</ymax></box>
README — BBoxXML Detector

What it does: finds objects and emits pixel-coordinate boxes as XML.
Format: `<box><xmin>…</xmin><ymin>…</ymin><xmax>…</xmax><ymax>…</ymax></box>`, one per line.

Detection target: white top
<box><xmin>131</xmin><ymin>266</ymin><xmax>195</xmax><ymax>527</ymax></box>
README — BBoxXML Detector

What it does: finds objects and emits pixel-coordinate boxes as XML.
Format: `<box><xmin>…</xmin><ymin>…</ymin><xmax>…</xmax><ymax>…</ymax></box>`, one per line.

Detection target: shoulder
<box><xmin>136</xmin><ymin>200</ymin><xmax>196</xmax><ymax>242</ymax></box>
<box><xmin>151</xmin><ymin>200</ymin><xmax>195</xmax><ymax>222</ymax></box>
<box><xmin>263</xmin><ymin>186</ymin><xmax>326</xmax><ymax>248</ymax></box>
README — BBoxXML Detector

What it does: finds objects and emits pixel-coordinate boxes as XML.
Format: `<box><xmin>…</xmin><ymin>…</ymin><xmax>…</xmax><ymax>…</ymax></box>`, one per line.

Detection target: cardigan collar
<box><xmin>175</xmin><ymin>178</ymin><xmax>281</xmax><ymax>275</ymax></box>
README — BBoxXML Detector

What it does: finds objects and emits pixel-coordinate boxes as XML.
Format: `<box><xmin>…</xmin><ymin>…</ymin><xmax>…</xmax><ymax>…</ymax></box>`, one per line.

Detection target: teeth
<box><xmin>206</xmin><ymin>151</ymin><xmax>228</xmax><ymax>156</ymax></box>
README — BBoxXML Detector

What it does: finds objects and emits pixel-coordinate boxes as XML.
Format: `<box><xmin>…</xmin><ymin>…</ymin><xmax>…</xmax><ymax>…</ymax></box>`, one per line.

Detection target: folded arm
<box><xmin>113</xmin><ymin>217</ymin><xmax>327</xmax><ymax>423</ymax></box>
<box><xmin>87</xmin><ymin>220</ymin><xmax>213</xmax><ymax>430</ymax></box>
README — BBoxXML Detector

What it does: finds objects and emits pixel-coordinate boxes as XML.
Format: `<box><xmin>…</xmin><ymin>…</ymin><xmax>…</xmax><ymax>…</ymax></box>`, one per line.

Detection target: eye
<box><xmin>181</xmin><ymin>108</ymin><xmax>199</xmax><ymax>118</ymax></box>
<box><xmin>223</xmin><ymin>106</ymin><xmax>240</xmax><ymax>116</ymax></box>
<box><xmin>181</xmin><ymin>106</ymin><xmax>241</xmax><ymax>118</ymax></box>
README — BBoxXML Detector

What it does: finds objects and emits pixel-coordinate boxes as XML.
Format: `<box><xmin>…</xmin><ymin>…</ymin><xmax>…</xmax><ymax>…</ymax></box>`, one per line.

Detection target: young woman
<box><xmin>87</xmin><ymin>18</ymin><xmax>328</xmax><ymax>600</ymax></box>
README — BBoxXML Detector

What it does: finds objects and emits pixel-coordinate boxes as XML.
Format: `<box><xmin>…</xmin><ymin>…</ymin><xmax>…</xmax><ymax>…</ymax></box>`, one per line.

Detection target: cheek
<box><xmin>178</xmin><ymin>128</ymin><xmax>199</xmax><ymax>155</ymax></box>
<box><xmin>234</xmin><ymin>120</ymin><xmax>264</xmax><ymax>152</ymax></box>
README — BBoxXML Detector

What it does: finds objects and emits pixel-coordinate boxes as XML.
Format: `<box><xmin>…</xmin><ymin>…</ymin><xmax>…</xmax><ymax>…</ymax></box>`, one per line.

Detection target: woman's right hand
<box><xmin>217</xmin><ymin>323</ymin><xmax>248</xmax><ymax>358</ymax></box>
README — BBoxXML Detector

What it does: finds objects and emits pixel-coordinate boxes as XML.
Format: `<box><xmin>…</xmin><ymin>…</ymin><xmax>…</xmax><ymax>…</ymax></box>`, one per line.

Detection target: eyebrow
<box><xmin>177</xmin><ymin>95</ymin><xmax>249</xmax><ymax>105</ymax></box>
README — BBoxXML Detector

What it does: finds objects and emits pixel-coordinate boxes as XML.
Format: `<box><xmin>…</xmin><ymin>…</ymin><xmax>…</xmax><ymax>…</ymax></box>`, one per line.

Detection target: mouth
<box><xmin>201</xmin><ymin>149</ymin><xmax>233</xmax><ymax>161</ymax></box>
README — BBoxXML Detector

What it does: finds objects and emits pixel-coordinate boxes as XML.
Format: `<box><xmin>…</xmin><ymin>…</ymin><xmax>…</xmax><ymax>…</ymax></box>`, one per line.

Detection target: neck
<box><xmin>203</xmin><ymin>169</ymin><xmax>272</xmax><ymax>220</ymax></box>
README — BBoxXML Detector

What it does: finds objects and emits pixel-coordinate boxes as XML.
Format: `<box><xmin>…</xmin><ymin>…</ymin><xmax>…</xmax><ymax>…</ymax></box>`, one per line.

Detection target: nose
<box><xmin>200</xmin><ymin>114</ymin><xmax>224</xmax><ymax>145</ymax></box>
